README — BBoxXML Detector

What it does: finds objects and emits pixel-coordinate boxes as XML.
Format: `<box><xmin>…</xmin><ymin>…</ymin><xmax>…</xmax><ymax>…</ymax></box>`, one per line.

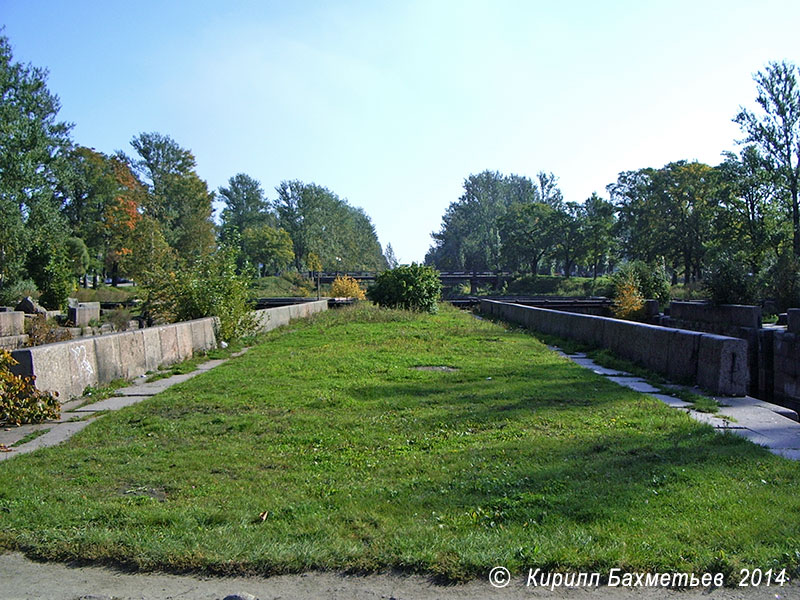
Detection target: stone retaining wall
<box><xmin>252</xmin><ymin>299</ymin><xmax>328</xmax><ymax>333</ymax></box>
<box><xmin>10</xmin><ymin>318</ymin><xmax>217</xmax><ymax>400</ymax></box>
<box><xmin>660</xmin><ymin>301</ymin><xmax>762</xmax><ymax>395</ymax></box>
<box><xmin>10</xmin><ymin>299</ymin><xmax>329</xmax><ymax>400</ymax></box>
<box><xmin>480</xmin><ymin>299</ymin><xmax>749</xmax><ymax>396</ymax></box>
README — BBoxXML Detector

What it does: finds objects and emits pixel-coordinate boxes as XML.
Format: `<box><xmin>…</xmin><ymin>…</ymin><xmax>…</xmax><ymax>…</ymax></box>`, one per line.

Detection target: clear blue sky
<box><xmin>3</xmin><ymin>0</ymin><xmax>800</xmax><ymax>263</ymax></box>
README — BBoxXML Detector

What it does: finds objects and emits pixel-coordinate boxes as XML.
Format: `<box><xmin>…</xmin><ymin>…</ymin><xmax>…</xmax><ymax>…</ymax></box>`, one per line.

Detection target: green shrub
<box><xmin>762</xmin><ymin>252</ymin><xmax>800</xmax><ymax>311</ymax></box>
<box><xmin>140</xmin><ymin>247</ymin><xmax>257</xmax><ymax>342</ymax></box>
<box><xmin>36</xmin><ymin>250</ymin><xmax>75</xmax><ymax>311</ymax></box>
<box><xmin>611</xmin><ymin>261</ymin><xmax>670</xmax><ymax>306</ymax></box>
<box><xmin>703</xmin><ymin>253</ymin><xmax>758</xmax><ymax>306</ymax></box>
<box><xmin>367</xmin><ymin>264</ymin><xmax>441</xmax><ymax>313</ymax></box>
<box><xmin>0</xmin><ymin>349</ymin><xmax>60</xmax><ymax>425</ymax></box>
<box><xmin>0</xmin><ymin>279</ymin><xmax>38</xmax><ymax>307</ymax></box>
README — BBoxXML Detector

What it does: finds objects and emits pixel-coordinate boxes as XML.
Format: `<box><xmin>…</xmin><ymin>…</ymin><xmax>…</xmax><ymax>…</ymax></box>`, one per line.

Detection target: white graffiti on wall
<box><xmin>70</xmin><ymin>344</ymin><xmax>94</xmax><ymax>382</ymax></box>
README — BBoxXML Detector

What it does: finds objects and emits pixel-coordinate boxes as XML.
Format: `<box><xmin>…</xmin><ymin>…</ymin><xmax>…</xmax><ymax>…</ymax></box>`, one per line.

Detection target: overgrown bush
<box><xmin>108</xmin><ymin>307</ymin><xmax>132</xmax><ymax>331</ymax></box>
<box><xmin>611</xmin><ymin>261</ymin><xmax>670</xmax><ymax>306</ymax></box>
<box><xmin>25</xmin><ymin>315</ymin><xmax>70</xmax><ymax>346</ymax></box>
<box><xmin>611</xmin><ymin>271</ymin><xmax>645</xmax><ymax>320</ymax></box>
<box><xmin>703</xmin><ymin>252</ymin><xmax>758</xmax><ymax>306</ymax></box>
<box><xmin>0</xmin><ymin>350</ymin><xmax>60</xmax><ymax>425</ymax></box>
<box><xmin>0</xmin><ymin>279</ymin><xmax>38</xmax><ymax>307</ymax></box>
<box><xmin>367</xmin><ymin>264</ymin><xmax>441</xmax><ymax>313</ymax></box>
<box><xmin>331</xmin><ymin>275</ymin><xmax>366</xmax><ymax>299</ymax></box>
<box><xmin>140</xmin><ymin>246</ymin><xmax>256</xmax><ymax>342</ymax></box>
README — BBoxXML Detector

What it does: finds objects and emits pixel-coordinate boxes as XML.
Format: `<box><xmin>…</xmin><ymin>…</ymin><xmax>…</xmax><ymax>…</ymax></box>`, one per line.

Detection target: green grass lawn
<box><xmin>1</xmin><ymin>304</ymin><xmax>799</xmax><ymax>582</ymax></box>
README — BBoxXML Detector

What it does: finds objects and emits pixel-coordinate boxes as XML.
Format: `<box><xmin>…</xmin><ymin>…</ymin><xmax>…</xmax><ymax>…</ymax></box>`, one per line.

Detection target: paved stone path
<box><xmin>559</xmin><ymin>350</ymin><xmax>800</xmax><ymax>461</ymax></box>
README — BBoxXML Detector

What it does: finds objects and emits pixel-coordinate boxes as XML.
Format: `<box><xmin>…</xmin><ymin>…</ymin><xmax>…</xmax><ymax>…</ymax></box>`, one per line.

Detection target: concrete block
<box><xmin>118</xmin><ymin>330</ymin><xmax>147</xmax><ymax>380</ymax></box>
<box><xmin>141</xmin><ymin>326</ymin><xmax>163</xmax><ymax>372</ymax></box>
<box><xmin>670</xmin><ymin>301</ymin><xmax>761</xmax><ymax>329</ymax></box>
<box><xmin>157</xmin><ymin>325</ymin><xmax>179</xmax><ymax>365</ymax></box>
<box><xmin>66</xmin><ymin>340</ymin><xmax>99</xmax><ymax>397</ymax></box>
<box><xmin>175</xmin><ymin>322</ymin><xmax>194</xmax><ymax>361</ymax></box>
<box><xmin>0</xmin><ymin>311</ymin><xmax>24</xmax><ymax>336</ymax></box>
<box><xmin>0</xmin><ymin>334</ymin><xmax>29</xmax><ymax>350</ymax></box>
<box><xmin>788</xmin><ymin>309</ymin><xmax>800</xmax><ymax>334</ymax></box>
<box><xmin>93</xmin><ymin>334</ymin><xmax>123</xmax><ymax>383</ymax></box>
<box><xmin>697</xmin><ymin>334</ymin><xmax>749</xmax><ymax>396</ymax></box>
<box><xmin>666</xmin><ymin>329</ymin><xmax>702</xmax><ymax>384</ymax></box>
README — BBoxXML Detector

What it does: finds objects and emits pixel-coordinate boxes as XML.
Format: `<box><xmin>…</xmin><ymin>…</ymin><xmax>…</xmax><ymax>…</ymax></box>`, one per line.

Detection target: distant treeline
<box><xmin>426</xmin><ymin>61</ymin><xmax>800</xmax><ymax>309</ymax></box>
<box><xmin>0</xmin><ymin>33</ymin><xmax>388</xmax><ymax>308</ymax></box>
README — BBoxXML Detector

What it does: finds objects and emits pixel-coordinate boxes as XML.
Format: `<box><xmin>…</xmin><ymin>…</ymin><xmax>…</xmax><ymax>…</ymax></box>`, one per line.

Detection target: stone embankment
<box><xmin>480</xmin><ymin>299</ymin><xmax>749</xmax><ymax>396</ymax></box>
<box><xmin>8</xmin><ymin>299</ymin><xmax>328</xmax><ymax>401</ymax></box>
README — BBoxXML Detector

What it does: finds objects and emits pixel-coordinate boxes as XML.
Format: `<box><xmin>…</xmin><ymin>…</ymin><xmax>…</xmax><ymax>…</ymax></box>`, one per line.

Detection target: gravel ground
<box><xmin>2</xmin><ymin>553</ymin><xmax>798</xmax><ymax>600</ymax></box>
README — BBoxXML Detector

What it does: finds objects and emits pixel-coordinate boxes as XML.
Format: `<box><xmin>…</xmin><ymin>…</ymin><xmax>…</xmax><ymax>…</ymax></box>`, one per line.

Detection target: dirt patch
<box><xmin>413</xmin><ymin>365</ymin><xmax>459</xmax><ymax>372</ymax></box>
<box><xmin>0</xmin><ymin>552</ymin><xmax>794</xmax><ymax>600</ymax></box>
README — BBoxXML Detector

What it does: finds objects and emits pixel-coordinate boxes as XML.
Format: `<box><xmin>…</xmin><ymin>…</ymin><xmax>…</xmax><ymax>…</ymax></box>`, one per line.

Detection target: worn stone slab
<box><xmin>196</xmin><ymin>359</ymin><xmax>227</xmax><ymax>371</ymax></box>
<box><xmin>718</xmin><ymin>395</ymin><xmax>799</xmax><ymax>422</ymax></box>
<box><xmin>568</xmin><ymin>357</ymin><xmax>630</xmax><ymax>376</ymax></box>
<box><xmin>141</xmin><ymin>326</ymin><xmax>163</xmax><ymax>372</ymax></box>
<box><xmin>0</xmin><ymin>334</ymin><xmax>29</xmax><ymax>350</ymax></box>
<box><xmin>117</xmin><ymin>371</ymin><xmax>203</xmax><ymax>396</ymax></box>
<box><xmin>606</xmin><ymin>377</ymin><xmax>661</xmax><ymax>394</ymax></box>
<box><xmin>0</xmin><ymin>420</ymin><xmax>95</xmax><ymax>461</ymax></box>
<box><xmin>684</xmin><ymin>409</ymin><xmax>741</xmax><ymax>429</ymax></box>
<box><xmin>0</xmin><ymin>423</ymin><xmax>51</xmax><ymax>447</ymax></box>
<box><xmin>93</xmin><ymin>333</ymin><xmax>123</xmax><ymax>383</ymax></box>
<box><xmin>650</xmin><ymin>393</ymin><xmax>692</xmax><ymax>409</ymax></box>
<box><xmin>788</xmin><ymin>308</ymin><xmax>800</xmax><ymax>334</ymax></box>
<box><xmin>670</xmin><ymin>301</ymin><xmax>761</xmax><ymax>329</ymax></box>
<box><xmin>697</xmin><ymin>333</ymin><xmax>749</xmax><ymax>396</ymax></box>
<box><xmin>118</xmin><ymin>330</ymin><xmax>147</xmax><ymax>380</ymax></box>
<box><xmin>666</xmin><ymin>329</ymin><xmax>702</xmax><ymax>384</ymax></box>
<box><xmin>68</xmin><ymin>304</ymin><xmax>100</xmax><ymax>327</ymax></box>
<box><xmin>0</xmin><ymin>311</ymin><xmax>24</xmax><ymax>336</ymax></box>
<box><xmin>175</xmin><ymin>321</ymin><xmax>194</xmax><ymax>361</ymax></box>
<box><xmin>73</xmin><ymin>395</ymin><xmax>151</xmax><ymax>412</ymax></box>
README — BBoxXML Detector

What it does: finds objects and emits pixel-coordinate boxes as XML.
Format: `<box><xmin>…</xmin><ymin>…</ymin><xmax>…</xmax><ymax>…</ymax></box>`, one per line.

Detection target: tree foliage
<box><xmin>0</xmin><ymin>33</ymin><xmax>72</xmax><ymax>293</ymax></box>
<box><xmin>735</xmin><ymin>61</ymin><xmax>800</xmax><ymax>255</ymax></box>
<box><xmin>367</xmin><ymin>264</ymin><xmax>441</xmax><ymax>313</ymax></box>
<box><xmin>275</xmin><ymin>180</ymin><xmax>386</xmax><ymax>272</ymax></box>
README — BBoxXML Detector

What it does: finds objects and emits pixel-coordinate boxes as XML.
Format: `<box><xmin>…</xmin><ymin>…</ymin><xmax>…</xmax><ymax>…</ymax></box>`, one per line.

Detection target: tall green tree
<box><xmin>129</xmin><ymin>132</ymin><xmax>215</xmax><ymax>260</ymax></box>
<box><xmin>427</xmin><ymin>171</ymin><xmax>559</xmax><ymax>272</ymax></box>
<box><xmin>218</xmin><ymin>173</ymin><xmax>274</xmax><ymax>240</ymax></box>
<box><xmin>552</xmin><ymin>201</ymin><xmax>587</xmax><ymax>278</ymax></box>
<box><xmin>498</xmin><ymin>201</ymin><xmax>559</xmax><ymax>275</ymax></box>
<box><xmin>610</xmin><ymin>162</ymin><xmax>719</xmax><ymax>283</ymax></box>
<box><xmin>241</xmin><ymin>224</ymin><xmax>294</xmax><ymax>276</ymax></box>
<box><xmin>583</xmin><ymin>193</ymin><xmax>616</xmax><ymax>279</ymax></box>
<box><xmin>735</xmin><ymin>61</ymin><xmax>800</xmax><ymax>255</ymax></box>
<box><xmin>0</xmin><ymin>33</ymin><xmax>72</xmax><ymax>289</ymax></box>
<box><xmin>716</xmin><ymin>146</ymin><xmax>786</xmax><ymax>272</ymax></box>
<box><xmin>275</xmin><ymin>181</ymin><xmax>385</xmax><ymax>271</ymax></box>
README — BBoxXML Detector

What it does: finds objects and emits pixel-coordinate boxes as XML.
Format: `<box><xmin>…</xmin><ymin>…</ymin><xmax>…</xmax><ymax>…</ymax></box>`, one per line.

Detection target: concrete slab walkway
<box><xmin>0</xmin><ymin>353</ymin><xmax>243</xmax><ymax>462</ymax></box>
<box><xmin>555</xmin><ymin>349</ymin><xmax>800</xmax><ymax>461</ymax></box>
